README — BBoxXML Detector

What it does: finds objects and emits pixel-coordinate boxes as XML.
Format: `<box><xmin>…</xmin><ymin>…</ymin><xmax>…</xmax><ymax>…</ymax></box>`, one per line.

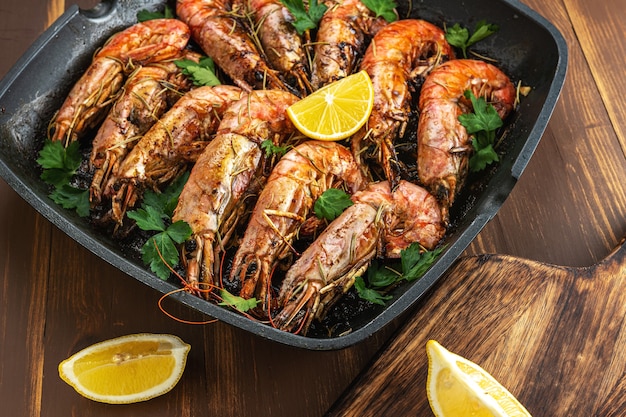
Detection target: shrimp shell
<box><xmin>230</xmin><ymin>140</ymin><xmax>369</xmax><ymax>311</ymax></box>
<box><xmin>50</xmin><ymin>19</ymin><xmax>190</xmax><ymax>146</ymax></box>
<box><xmin>172</xmin><ymin>89</ymin><xmax>300</xmax><ymax>294</ymax></box>
<box><xmin>417</xmin><ymin>59</ymin><xmax>516</xmax><ymax>218</ymax></box>
<box><xmin>89</xmin><ymin>55</ymin><xmax>200</xmax><ymax>205</ymax></box>
<box><xmin>105</xmin><ymin>85</ymin><xmax>244</xmax><ymax>225</ymax></box>
<box><xmin>176</xmin><ymin>0</ymin><xmax>291</xmax><ymax>92</ymax></box>
<box><xmin>249</xmin><ymin>0</ymin><xmax>311</xmax><ymax>96</ymax></box>
<box><xmin>275</xmin><ymin>180</ymin><xmax>445</xmax><ymax>334</ymax></box>
<box><xmin>352</xmin><ymin>19</ymin><xmax>454</xmax><ymax>187</ymax></box>
<box><xmin>310</xmin><ymin>0</ymin><xmax>390</xmax><ymax>90</ymax></box>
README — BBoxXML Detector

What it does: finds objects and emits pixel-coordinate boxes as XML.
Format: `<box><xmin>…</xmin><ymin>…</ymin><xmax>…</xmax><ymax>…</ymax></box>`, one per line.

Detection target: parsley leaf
<box><xmin>36</xmin><ymin>140</ymin><xmax>90</xmax><ymax>217</ymax></box>
<box><xmin>137</xmin><ymin>5</ymin><xmax>175</xmax><ymax>22</ymax></box>
<box><xmin>401</xmin><ymin>244</ymin><xmax>445</xmax><ymax>281</ymax></box>
<box><xmin>261</xmin><ymin>139</ymin><xmax>289</xmax><ymax>157</ymax></box>
<box><xmin>366</xmin><ymin>259</ymin><xmax>400</xmax><ymax>288</ymax></box>
<box><xmin>314</xmin><ymin>188</ymin><xmax>354</xmax><ymax>221</ymax></box>
<box><xmin>280</xmin><ymin>0</ymin><xmax>327</xmax><ymax>34</ymax></box>
<box><xmin>127</xmin><ymin>205</ymin><xmax>166</xmax><ymax>232</ymax></box>
<box><xmin>458</xmin><ymin>90</ymin><xmax>503</xmax><ymax>172</ymax></box>
<box><xmin>467</xmin><ymin>20</ymin><xmax>499</xmax><ymax>46</ymax></box>
<box><xmin>219</xmin><ymin>289</ymin><xmax>260</xmax><ymax>312</ymax></box>
<box><xmin>166</xmin><ymin>220</ymin><xmax>195</xmax><ymax>244</ymax></box>
<box><xmin>361</xmin><ymin>0</ymin><xmax>397</xmax><ymax>22</ymax></box>
<box><xmin>50</xmin><ymin>184</ymin><xmax>90</xmax><ymax>217</ymax></box>
<box><xmin>142</xmin><ymin>172</ymin><xmax>190</xmax><ymax>218</ymax></box>
<box><xmin>445</xmin><ymin>20</ymin><xmax>498</xmax><ymax>58</ymax></box>
<box><xmin>37</xmin><ymin>140</ymin><xmax>82</xmax><ymax>187</ymax></box>
<box><xmin>355</xmin><ymin>243</ymin><xmax>445</xmax><ymax>305</ymax></box>
<box><xmin>175</xmin><ymin>57</ymin><xmax>221</xmax><ymax>87</ymax></box>
<box><xmin>141</xmin><ymin>231</ymin><xmax>184</xmax><ymax>279</ymax></box>
<box><xmin>354</xmin><ymin>276</ymin><xmax>393</xmax><ymax>306</ymax></box>
<box><xmin>126</xmin><ymin>174</ymin><xmax>192</xmax><ymax>280</ymax></box>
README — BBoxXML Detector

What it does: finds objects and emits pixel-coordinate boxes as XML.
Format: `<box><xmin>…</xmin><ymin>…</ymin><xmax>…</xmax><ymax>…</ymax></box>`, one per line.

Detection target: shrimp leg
<box><xmin>352</xmin><ymin>19</ymin><xmax>454</xmax><ymax>188</ymax></box>
<box><xmin>172</xmin><ymin>89</ymin><xmax>300</xmax><ymax>294</ymax></box>
<box><xmin>50</xmin><ymin>19</ymin><xmax>190</xmax><ymax>146</ymax></box>
<box><xmin>417</xmin><ymin>59</ymin><xmax>515</xmax><ymax>219</ymax></box>
<box><xmin>230</xmin><ymin>140</ymin><xmax>368</xmax><ymax>311</ymax></box>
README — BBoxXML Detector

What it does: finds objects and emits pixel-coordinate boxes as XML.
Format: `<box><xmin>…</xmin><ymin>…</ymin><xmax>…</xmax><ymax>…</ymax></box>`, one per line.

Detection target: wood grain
<box><xmin>328</xmin><ymin>239</ymin><xmax>626</xmax><ymax>416</ymax></box>
<box><xmin>0</xmin><ymin>1</ymin><xmax>389</xmax><ymax>416</ymax></box>
<box><xmin>1</xmin><ymin>0</ymin><xmax>625</xmax><ymax>415</ymax></box>
<box><xmin>466</xmin><ymin>0</ymin><xmax>626</xmax><ymax>267</ymax></box>
<box><xmin>565</xmin><ymin>0</ymin><xmax>626</xmax><ymax>149</ymax></box>
<box><xmin>0</xmin><ymin>185</ymin><xmax>51</xmax><ymax>417</ymax></box>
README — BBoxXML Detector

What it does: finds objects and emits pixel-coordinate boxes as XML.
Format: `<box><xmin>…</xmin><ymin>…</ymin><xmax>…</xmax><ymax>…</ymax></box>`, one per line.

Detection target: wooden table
<box><xmin>1</xmin><ymin>0</ymin><xmax>624</xmax><ymax>416</ymax></box>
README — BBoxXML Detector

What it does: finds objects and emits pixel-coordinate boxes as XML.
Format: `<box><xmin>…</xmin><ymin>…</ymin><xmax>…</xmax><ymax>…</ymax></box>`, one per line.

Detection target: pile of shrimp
<box><xmin>46</xmin><ymin>0</ymin><xmax>517</xmax><ymax>336</ymax></box>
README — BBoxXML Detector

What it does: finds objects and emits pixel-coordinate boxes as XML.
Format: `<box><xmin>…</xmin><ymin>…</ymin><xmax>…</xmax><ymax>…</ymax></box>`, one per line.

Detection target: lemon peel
<box><xmin>287</xmin><ymin>70</ymin><xmax>374</xmax><ymax>141</ymax></box>
<box><xmin>58</xmin><ymin>333</ymin><xmax>190</xmax><ymax>404</ymax></box>
<box><xmin>426</xmin><ymin>340</ymin><xmax>532</xmax><ymax>417</ymax></box>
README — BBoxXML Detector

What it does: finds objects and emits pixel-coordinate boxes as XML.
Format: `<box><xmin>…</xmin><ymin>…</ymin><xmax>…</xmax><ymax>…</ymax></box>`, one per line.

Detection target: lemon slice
<box><xmin>287</xmin><ymin>70</ymin><xmax>374</xmax><ymax>141</ymax></box>
<box><xmin>426</xmin><ymin>340</ymin><xmax>532</xmax><ymax>417</ymax></box>
<box><xmin>58</xmin><ymin>333</ymin><xmax>190</xmax><ymax>404</ymax></box>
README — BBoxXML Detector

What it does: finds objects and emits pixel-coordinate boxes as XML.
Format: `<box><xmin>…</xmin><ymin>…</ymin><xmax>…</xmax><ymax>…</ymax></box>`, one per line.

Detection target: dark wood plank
<box><xmin>564</xmin><ymin>0</ymin><xmax>626</xmax><ymax>149</ymax></box>
<box><xmin>2</xmin><ymin>0</ymin><xmax>625</xmax><ymax>415</ymax></box>
<box><xmin>0</xmin><ymin>1</ymin><xmax>58</xmax><ymax>415</ymax></box>
<box><xmin>37</xmin><ymin>227</ymin><xmax>388</xmax><ymax>416</ymax></box>
<box><xmin>0</xmin><ymin>1</ymin><xmax>388</xmax><ymax>416</ymax></box>
<box><xmin>331</xmin><ymin>0</ymin><xmax>626</xmax><ymax>414</ymax></box>
<box><xmin>329</xmin><ymin>239</ymin><xmax>626</xmax><ymax>416</ymax></box>
<box><xmin>465</xmin><ymin>0</ymin><xmax>626</xmax><ymax>266</ymax></box>
<box><xmin>0</xmin><ymin>181</ymin><xmax>51</xmax><ymax>417</ymax></box>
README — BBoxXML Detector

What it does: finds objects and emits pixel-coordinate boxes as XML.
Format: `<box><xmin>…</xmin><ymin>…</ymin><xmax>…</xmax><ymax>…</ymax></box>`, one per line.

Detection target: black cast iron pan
<box><xmin>0</xmin><ymin>0</ymin><xmax>567</xmax><ymax>349</ymax></box>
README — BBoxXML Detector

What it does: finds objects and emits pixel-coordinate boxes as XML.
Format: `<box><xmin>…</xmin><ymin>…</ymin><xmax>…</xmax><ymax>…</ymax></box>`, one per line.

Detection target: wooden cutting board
<box><xmin>328</xmin><ymin>238</ymin><xmax>626</xmax><ymax>416</ymax></box>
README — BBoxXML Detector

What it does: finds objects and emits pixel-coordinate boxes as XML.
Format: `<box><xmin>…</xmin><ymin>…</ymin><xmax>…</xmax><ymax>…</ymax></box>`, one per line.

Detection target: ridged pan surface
<box><xmin>0</xmin><ymin>0</ymin><xmax>567</xmax><ymax>349</ymax></box>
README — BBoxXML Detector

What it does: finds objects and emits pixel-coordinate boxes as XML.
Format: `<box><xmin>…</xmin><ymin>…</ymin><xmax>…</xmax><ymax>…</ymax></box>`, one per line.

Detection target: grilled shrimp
<box><xmin>274</xmin><ymin>180</ymin><xmax>445</xmax><ymax>334</ymax></box>
<box><xmin>50</xmin><ymin>19</ymin><xmax>191</xmax><ymax>146</ymax></box>
<box><xmin>310</xmin><ymin>0</ymin><xmax>390</xmax><ymax>90</ymax></box>
<box><xmin>104</xmin><ymin>85</ymin><xmax>244</xmax><ymax>225</ymax></box>
<box><xmin>89</xmin><ymin>55</ymin><xmax>200</xmax><ymax>205</ymax></box>
<box><xmin>230</xmin><ymin>140</ymin><xmax>368</xmax><ymax>311</ymax></box>
<box><xmin>176</xmin><ymin>0</ymin><xmax>290</xmax><ymax>92</ymax></box>
<box><xmin>351</xmin><ymin>19</ymin><xmax>454</xmax><ymax>187</ymax></box>
<box><xmin>417</xmin><ymin>59</ymin><xmax>515</xmax><ymax>218</ymax></box>
<box><xmin>249</xmin><ymin>0</ymin><xmax>311</xmax><ymax>96</ymax></box>
<box><xmin>172</xmin><ymin>89</ymin><xmax>299</xmax><ymax>294</ymax></box>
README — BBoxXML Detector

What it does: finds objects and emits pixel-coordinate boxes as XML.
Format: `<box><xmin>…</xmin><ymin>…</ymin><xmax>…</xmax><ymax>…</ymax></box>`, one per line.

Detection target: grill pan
<box><xmin>0</xmin><ymin>0</ymin><xmax>567</xmax><ymax>350</ymax></box>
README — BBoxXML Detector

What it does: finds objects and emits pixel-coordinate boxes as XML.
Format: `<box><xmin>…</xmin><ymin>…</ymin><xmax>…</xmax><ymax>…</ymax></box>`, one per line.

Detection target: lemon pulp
<box><xmin>426</xmin><ymin>340</ymin><xmax>532</xmax><ymax>417</ymax></box>
<box><xmin>287</xmin><ymin>70</ymin><xmax>374</xmax><ymax>141</ymax></box>
<box><xmin>58</xmin><ymin>333</ymin><xmax>190</xmax><ymax>404</ymax></box>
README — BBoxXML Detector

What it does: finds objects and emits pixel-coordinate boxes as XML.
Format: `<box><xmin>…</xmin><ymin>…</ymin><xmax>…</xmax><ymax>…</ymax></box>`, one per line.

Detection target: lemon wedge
<box><xmin>58</xmin><ymin>333</ymin><xmax>190</xmax><ymax>404</ymax></box>
<box><xmin>287</xmin><ymin>70</ymin><xmax>374</xmax><ymax>141</ymax></box>
<box><xmin>426</xmin><ymin>340</ymin><xmax>532</xmax><ymax>417</ymax></box>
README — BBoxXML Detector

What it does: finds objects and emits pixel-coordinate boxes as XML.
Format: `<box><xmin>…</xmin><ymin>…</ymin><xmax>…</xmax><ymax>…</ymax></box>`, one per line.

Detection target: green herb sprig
<box><xmin>127</xmin><ymin>173</ymin><xmax>192</xmax><ymax>280</ymax></box>
<box><xmin>137</xmin><ymin>6</ymin><xmax>175</xmax><ymax>22</ymax></box>
<box><xmin>280</xmin><ymin>0</ymin><xmax>327</xmax><ymax>34</ymax></box>
<box><xmin>36</xmin><ymin>140</ymin><xmax>90</xmax><ymax>217</ymax></box>
<box><xmin>219</xmin><ymin>289</ymin><xmax>260</xmax><ymax>312</ymax></box>
<box><xmin>361</xmin><ymin>0</ymin><xmax>398</xmax><ymax>22</ymax></box>
<box><xmin>445</xmin><ymin>20</ymin><xmax>499</xmax><ymax>58</ymax></box>
<box><xmin>458</xmin><ymin>90</ymin><xmax>503</xmax><ymax>172</ymax></box>
<box><xmin>261</xmin><ymin>139</ymin><xmax>290</xmax><ymax>157</ymax></box>
<box><xmin>175</xmin><ymin>57</ymin><xmax>221</xmax><ymax>87</ymax></box>
<box><xmin>314</xmin><ymin>188</ymin><xmax>354</xmax><ymax>221</ymax></box>
<box><xmin>355</xmin><ymin>243</ymin><xmax>445</xmax><ymax>305</ymax></box>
